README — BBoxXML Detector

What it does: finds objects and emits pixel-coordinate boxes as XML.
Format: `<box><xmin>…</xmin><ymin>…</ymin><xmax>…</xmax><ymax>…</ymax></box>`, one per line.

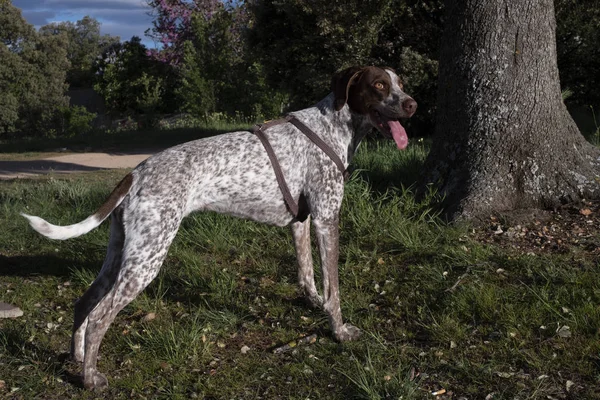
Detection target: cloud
<box><xmin>19</xmin><ymin>10</ymin><xmax>57</xmax><ymax>26</ymax></box>
<box><xmin>12</xmin><ymin>0</ymin><xmax>156</xmax><ymax>47</ymax></box>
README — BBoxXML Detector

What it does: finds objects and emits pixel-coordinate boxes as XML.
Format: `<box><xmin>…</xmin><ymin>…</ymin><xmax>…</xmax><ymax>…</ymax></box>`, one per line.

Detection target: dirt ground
<box><xmin>0</xmin><ymin>151</ymin><xmax>155</xmax><ymax>179</ymax></box>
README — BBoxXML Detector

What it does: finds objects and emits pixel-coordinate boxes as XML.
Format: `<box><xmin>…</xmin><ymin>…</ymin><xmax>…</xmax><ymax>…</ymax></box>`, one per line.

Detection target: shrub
<box><xmin>56</xmin><ymin>105</ymin><xmax>97</xmax><ymax>137</ymax></box>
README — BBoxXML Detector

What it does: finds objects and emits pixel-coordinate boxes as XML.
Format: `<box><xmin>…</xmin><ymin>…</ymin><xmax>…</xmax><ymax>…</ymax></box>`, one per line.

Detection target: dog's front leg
<box><xmin>291</xmin><ymin>216</ymin><xmax>323</xmax><ymax>308</ymax></box>
<box><xmin>313</xmin><ymin>217</ymin><xmax>362</xmax><ymax>341</ymax></box>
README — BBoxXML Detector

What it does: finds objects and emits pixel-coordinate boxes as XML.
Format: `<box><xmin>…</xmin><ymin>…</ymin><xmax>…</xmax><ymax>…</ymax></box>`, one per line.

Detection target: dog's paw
<box><xmin>334</xmin><ymin>323</ymin><xmax>362</xmax><ymax>342</ymax></box>
<box><xmin>83</xmin><ymin>370</ymin><xmax>109</xmax><ymax>391</ymax></box>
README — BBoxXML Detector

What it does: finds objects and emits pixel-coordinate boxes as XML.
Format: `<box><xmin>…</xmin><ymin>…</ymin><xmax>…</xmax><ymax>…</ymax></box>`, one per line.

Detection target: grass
<box><xmin>1</xmin><ymin>133</ymin><xmax>600</xmax><ymax>399</ymax></box>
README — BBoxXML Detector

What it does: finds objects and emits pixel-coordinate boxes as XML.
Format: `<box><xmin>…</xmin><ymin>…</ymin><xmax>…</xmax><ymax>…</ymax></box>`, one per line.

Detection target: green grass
<box><xmin>1</xmin><ymin>138</ymin><xmax>599</xmax><ymax>399</ymax></box>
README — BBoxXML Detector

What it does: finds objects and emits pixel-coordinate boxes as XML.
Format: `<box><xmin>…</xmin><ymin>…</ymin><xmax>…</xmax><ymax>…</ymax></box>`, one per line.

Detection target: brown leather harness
<box><xmin>252</xmin><ymin>115</ymin><xmax>348</xmax><ymax>221</ymax></box>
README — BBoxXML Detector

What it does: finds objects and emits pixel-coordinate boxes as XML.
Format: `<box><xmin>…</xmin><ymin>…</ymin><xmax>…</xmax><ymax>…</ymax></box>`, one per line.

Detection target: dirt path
<box><xmin>0</xmin><ymin>151</ymin><xmax>157</xmax><ymax>179</ymax></box>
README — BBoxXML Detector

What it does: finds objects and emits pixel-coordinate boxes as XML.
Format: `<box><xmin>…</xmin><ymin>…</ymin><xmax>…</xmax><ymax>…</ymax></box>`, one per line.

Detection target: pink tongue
<box><xmin>388</xmin><ymin>120</ymin><xmax>408</xmax><ymax>149</ymax></box>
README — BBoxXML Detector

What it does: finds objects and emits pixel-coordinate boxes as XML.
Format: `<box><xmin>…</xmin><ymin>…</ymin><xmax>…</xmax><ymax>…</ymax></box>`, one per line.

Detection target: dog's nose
<box><xmin>402</xmin><ymin>98</ymin><xmax>417</xmax><ymax>116</ymax></box>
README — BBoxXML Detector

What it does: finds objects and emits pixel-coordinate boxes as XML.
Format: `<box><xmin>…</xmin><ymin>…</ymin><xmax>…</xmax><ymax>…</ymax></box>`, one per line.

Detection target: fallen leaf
<box><xmin>580</xmin><ymin>208</ymin><xmax>592</xmax><ymax>216</ymax></box>
<box><xmin>142</xmin><ymin>312</ymin><xmax>156</xmax><ymax>322</ymax></box>
<box><xmin>557</xmin><ymin>325</ymin><xmax>572</xmax><ymax>338</ymax></box>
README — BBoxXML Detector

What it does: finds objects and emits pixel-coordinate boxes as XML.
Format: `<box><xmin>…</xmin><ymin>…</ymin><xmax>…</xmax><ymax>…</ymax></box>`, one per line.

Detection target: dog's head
<box><xmin>331</xmin><ymin>66</ymin><xmax>417</xmax><ymax>149</ymax></box>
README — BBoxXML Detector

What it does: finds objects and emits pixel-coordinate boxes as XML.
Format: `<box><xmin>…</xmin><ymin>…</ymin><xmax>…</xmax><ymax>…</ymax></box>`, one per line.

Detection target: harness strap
<box><xmin>253</xmin><ymin>123</ymin><xmax>301</xmax><ymax>218</ymax></box>
<box><xmin>287</xmin><ymin>117</ymin><xmax>349</xmax><ymax>181</ymax></box>
<box><xmin>251</xmin><ymin>115</ymin><xmax>348</xmax><ymax>220</ymax></box>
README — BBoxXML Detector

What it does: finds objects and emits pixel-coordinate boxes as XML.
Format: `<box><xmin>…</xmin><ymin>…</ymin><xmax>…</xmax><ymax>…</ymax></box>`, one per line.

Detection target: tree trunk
<box><xmin>421</xmin><ymin>0</ymin><xmax>600</xmax><ymax>220</ymax></box>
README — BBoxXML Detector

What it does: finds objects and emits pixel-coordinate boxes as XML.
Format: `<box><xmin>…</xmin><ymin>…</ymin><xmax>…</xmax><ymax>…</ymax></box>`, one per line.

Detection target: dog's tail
<box><xmin>21</xmin><ymin>173</ymin><xmax>134</xmax><ymax>240</ymax></box>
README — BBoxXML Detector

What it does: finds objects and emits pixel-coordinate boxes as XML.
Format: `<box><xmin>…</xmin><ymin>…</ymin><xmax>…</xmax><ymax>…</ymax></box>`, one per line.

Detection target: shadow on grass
<box><xmin>0</xmin><ymin>126</ymin><xmax>249</xmax><ymax>154</ymax></box>
<box><xmin>354</xmin><ymin>155</ymin><xmax>424</xmax><ymax>193</ymax></box>
<box><xmin>0</xmin><ymin>324</ymin><xmax>83</xmax><ymax>388</ymax></box>
<box><xmin>0</xmin><ymin>254</ymin><xmax>82</xmax><ymax>278</ymax></box>
<box><xmin>0</xmin><ymin>160</ymin><xmax>110</xmax><ymax>177</ymax></box>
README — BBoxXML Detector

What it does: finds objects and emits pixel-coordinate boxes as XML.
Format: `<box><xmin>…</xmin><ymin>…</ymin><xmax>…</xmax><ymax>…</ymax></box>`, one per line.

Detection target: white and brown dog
<box><xmin>23</xmin><ymin>66</ymin><xmax>417</xmax><ymax>390</ymax></box>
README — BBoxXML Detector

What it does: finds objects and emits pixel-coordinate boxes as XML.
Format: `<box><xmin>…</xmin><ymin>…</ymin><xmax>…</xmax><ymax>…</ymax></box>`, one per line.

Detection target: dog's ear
<box><xmin>331</xmin><ymin>66</ymin><xmax>364</xmax><ymax>111</ymax></box>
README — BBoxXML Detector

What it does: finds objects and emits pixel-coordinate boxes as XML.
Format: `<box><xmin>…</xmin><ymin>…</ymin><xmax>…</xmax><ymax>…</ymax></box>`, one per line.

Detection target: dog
<box><xmin>22</xmin><ymin>66</ymin><xmax>417</xmax><ymax>390</ymax></box>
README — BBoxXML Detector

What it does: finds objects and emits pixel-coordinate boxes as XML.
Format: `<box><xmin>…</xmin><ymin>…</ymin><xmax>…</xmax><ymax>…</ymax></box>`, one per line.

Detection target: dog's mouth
<box><xmin>370</xmin><ymin>110</ymin><xmax>408</xmax><ymax>150</ymax></box>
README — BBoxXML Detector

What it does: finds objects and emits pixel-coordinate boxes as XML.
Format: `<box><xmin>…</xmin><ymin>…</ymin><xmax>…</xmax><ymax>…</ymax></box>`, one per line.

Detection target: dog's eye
<box><xmin>374</xmin><ymin>82</ymin><xmax>385</xmax><ymax>90</ymax></box>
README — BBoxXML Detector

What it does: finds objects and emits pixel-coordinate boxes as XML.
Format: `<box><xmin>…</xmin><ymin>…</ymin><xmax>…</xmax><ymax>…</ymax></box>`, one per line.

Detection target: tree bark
<box><xmin>422</xmin><ymin>0</ymin><xmax>600</xmax><ymax>220</ymax></box>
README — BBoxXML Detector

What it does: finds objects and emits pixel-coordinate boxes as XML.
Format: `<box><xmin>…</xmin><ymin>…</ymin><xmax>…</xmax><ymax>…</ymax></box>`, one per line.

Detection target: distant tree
<box><xmin>94</xmin><ymin>36</ymin><xmax>176</xmax><ymax>121</ymax></box>
<box><xmin>39</xmin><ymin>16</ymin><xmax>120</xmax><ymax>88</ymax></box>
<box><xmin>247</xmin><ymin>0</ymin><xmax>393</xmax><ymax>108</ymax></box>
<box><xmin>176</xmin><ymin>3</ymin><xmax>284</xmax><ymax>119</ymax></box>
<box><xmin>555</xmin><ymin>0</ymin><xmax>600</xmax><ymax>107</ymax></box>
<box><xmin>145</xmin><ymin>0</ymin><xmax>222</xmax><ymax>66</ymax></box>
<box><xmin>145</xmin><ymin>0</ymin><xmax>285</xmax><ymax>119</ymax></box>
<box><xmin>422</xmin><ymin>0</ymin><xmax>600</xmax><ymax>219</ymax></box>
<box><xmin>371</xmin><ymin>0</ymin><xmax>443</xmax><ymax>135</ymax></box>
<box><xmin>0</xmin><ymin>1</ymin><xmax>70</xmax><ymax>136</ymax></box>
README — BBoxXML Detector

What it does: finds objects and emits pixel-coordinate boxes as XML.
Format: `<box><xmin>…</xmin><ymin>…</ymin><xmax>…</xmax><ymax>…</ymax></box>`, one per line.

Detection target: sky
<box><xmin>12</xmin><ymin>0</ymin><xmax>157</xmax><ymax>48</ymax></box>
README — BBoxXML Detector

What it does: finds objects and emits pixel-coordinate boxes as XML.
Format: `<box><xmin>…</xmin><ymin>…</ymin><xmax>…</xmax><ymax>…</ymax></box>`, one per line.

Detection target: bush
<box><xmin>56</xmin><ymin>105</ymin><xmax>96</xmax><ymax>137</ymax></box>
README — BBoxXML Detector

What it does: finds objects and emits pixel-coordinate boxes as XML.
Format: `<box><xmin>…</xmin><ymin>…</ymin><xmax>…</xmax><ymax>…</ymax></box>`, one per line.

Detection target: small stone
<box><xmin>0</xmin><ymin>303</ymin><xmax>23</xmax><ymax>318</ymax></box>
<box><xmin>142</xmin><ymin>312</ymin><xmax>156</xmax><ymax>322</ymax></box>
<box><xmin>566</xmin><ymin>380</ymin><xmax>575</xmax><ymax>392</ymax></box>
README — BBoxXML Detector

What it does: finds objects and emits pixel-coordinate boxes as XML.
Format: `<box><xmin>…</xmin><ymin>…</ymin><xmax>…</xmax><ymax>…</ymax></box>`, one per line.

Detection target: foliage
<box><xmin>177</xmin><ymin>40</ymin><xmax>216</xmax><ymax>118</ymax></box>
<box><xmin>145</xmin><ymin>0</ymin><xmax>224</xmax><ymax>66</ymax></box>
<box><xmin>54</xmin><ymin>105</ymin><xmax>97</xmax><ymax>137</ymax></box>
<box><xmin>0</xmin><ymin>2</ymin><xmax>70</xmax><ymax>137</ymax></box>
<box><xmin>94</xmin><ymin>36</ymin><xmax>177</xmax><ymax>121</ymax></box>
<box><xmin>555</xmin><ymin>0</ymin><xmax>600</xmax><ymax>107</ymax></box>
<box><xmin>247</xmin><ymin>0</ymin><xmax>393</xmax><ymax>108</ymax></box>
<box><xmin>39</xmin><ymin>16</ymin><xmax>120</xmax><ymax>88</ymax></box>
<box><xmin>175</xmin><ymin>5</ymin><xmax>286</xmax><ymax>120</ymax></box>
<box><xmin>138</xmin><ymin>0</ymin><xmax>598</xmax><ymax>132</ymax></box>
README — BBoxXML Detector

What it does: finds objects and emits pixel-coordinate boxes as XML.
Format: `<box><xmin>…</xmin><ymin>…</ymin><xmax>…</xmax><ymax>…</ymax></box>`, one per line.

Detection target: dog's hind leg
<box><xmin>80</xmin><ymin>211</ymin><xmax>182</xmax><ymax>391</ymax></box>
<box><xmin>291</xmin><ymin>216</ymin><xmax>322</xmax><ymax>308</ymax></box>
<box><xmin>71</xmin><ymin>210</ymin><xmax>125</xmax><ymax>363</ymax></box>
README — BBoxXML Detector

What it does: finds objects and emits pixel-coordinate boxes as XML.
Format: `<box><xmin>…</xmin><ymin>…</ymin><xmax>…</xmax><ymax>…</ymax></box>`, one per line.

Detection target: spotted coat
<box><xmin>22</xmin><ymin>66</ymin><xmax>417</xmax><ymax>391</ymax></box>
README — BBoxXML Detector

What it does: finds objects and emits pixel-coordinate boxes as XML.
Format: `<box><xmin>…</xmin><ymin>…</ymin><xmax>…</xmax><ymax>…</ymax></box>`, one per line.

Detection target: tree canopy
<box><xmin>1</xmin><ymin>0</ymin><xmax>598</xmax><ymax>144</ymax></box>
